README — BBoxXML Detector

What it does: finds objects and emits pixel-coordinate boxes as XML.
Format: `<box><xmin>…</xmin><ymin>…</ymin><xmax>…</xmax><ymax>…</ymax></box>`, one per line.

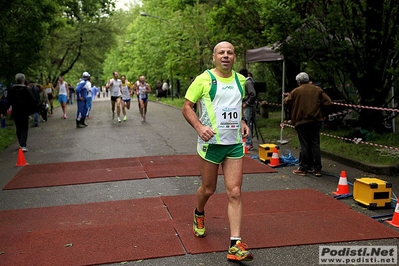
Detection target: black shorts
<box><xmin>47</xmin><ymin>94</ymin><xmax>53</xmax><ymax>101</ymax></box>
<box><xmin>111</xmin><ymin>96</ymin><xmax>121</xmax><ymax>102</ymax></box>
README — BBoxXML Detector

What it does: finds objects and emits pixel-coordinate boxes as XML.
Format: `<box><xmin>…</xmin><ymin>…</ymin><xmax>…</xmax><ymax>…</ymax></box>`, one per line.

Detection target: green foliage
<box><xmin>102</xmin><ymin>0</ymin><xmax>215</xmax><ymax>90</ymax></box>
<box><xmin>35</xmin><ymin>0</ymin><xmax>398</xmax><ymax>134</ymax></box>
<box><xmin>0</xmin><ymin>0</ymin><xmax>116</xmax><ymax>87</ymax></box>
<box><xmin>0</xmin><ymin>0</ymin><xmax>59</xmax><ymax>84</ymax></box>
<box><xmin>262</xmin><ymin>0</ymin><xmax>399</xmax><ymax>132</ymax></box>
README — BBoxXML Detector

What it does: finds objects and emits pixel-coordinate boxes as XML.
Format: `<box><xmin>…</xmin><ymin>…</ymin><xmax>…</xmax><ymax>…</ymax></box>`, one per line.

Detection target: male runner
<box><xmin>182</xmin><ymin>41</ymin><xmax>253</xmax><ymax>261</ymax></box>
<box><xmin>106</xmin><ymin>71</ymin><xmax>123</xmax><ymax>123</ymax></box>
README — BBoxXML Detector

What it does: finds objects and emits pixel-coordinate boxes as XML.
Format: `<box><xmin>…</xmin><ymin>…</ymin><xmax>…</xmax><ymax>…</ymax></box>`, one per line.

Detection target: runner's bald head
<box><xmin>213</xmin><ymin>41</ymin><xmax>234</xmax><ymax>54</ymax></box>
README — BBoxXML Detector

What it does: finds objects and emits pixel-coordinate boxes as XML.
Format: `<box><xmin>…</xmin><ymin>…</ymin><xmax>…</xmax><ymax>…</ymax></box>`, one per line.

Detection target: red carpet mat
<box><xmin>3</xmin><ymin>154</ymin><xmax>276</xmax><ymax>190</ymax></box>
<box><xmin>1</xmin><ymin>189</ymin><xmax>399</xmax><ymax>265</ymax></box>
<box><xmin>0</xmin><ymin>198</ymin><xmax>184</xmax><ymax>266</ymax></box>
<box><xmin>162</xmin><ymin>189</ymin><xmax>399</xmax><ymax>254</ymax></box>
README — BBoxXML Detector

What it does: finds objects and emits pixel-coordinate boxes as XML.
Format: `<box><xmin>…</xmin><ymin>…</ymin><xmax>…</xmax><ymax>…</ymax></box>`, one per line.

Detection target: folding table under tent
<box><xmin>246</xmin><ymin>46</ymin><xmax>289</xmax><ymax>144</ymax></box>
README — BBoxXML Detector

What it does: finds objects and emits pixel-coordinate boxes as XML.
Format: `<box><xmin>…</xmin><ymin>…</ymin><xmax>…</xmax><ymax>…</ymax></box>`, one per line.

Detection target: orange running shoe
<box><xmin>193</xmin><ymin>211</ymin><xmax>205</xmax><ymax>237</ymax></box>
<box><xmin>227</xmin><ymin>240</ymin><xmax>254</xmax><ymax>261</ymax></box>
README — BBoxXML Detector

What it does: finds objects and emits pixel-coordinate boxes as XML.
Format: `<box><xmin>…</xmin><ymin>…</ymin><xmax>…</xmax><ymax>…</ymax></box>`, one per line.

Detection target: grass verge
<box><xmin>0</xmin><ymin>116</ymin><xmax>16</xmax><ymax>150</ymax></box>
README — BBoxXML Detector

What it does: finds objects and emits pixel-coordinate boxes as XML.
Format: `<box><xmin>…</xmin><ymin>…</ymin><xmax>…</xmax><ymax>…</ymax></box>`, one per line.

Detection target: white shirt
<box><xmin>58</xmin><ymin>81</ymin><xmax>68</xmax><ymax>96</ymax></box>
<box><xmin>138</xmin><ymin>83</ymin><xmax>148</xmax><ymax>98</ymax></box>
<box><xmin>121</xmin><ymin>82</ymin><xmax>131</xmax><ymax>100</ymax></box>
<box><xmin>84</xmin><ymin>81</ymin><xmax>92</xmax><ymax>96</ymax></box>
<box><xmin>108</xmin><ymin>78</ymin><xmax>122</xmax><ymax>97</ymax></box>
<box><xmin>162</xmin><ymin>82</ymin><xmax>168</xmax><ymax>91</ymax></box>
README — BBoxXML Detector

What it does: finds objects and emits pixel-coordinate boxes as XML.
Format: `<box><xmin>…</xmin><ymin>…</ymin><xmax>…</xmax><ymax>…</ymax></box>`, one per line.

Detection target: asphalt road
<box><xmin>0</xmin><ymin>96</ymin><xmax>398</xmax><ymax>266</ymax></box>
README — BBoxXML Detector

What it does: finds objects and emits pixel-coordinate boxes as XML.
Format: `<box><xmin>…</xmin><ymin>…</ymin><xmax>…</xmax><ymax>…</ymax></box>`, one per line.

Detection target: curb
<box><xmin>321</xmin><ymin>150</ymin><xmax>399</xmax><ymax>176</ymax></box>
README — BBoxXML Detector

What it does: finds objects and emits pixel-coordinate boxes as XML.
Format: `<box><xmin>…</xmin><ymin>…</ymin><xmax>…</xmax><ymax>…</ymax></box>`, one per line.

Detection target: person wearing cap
<box><xmin>76</xmin><ymin>72</ymin><xmax>91</xmax><ymax>128</ymax></box>
<box><xmin>55</xmin><ymin>76</ymin><xmax>70</xmax><ymax>119</ymax></box>
<box><xmin>284</xmin><ymin>72</ymin><xmax>332</xmax><ymax>177</ymax></box>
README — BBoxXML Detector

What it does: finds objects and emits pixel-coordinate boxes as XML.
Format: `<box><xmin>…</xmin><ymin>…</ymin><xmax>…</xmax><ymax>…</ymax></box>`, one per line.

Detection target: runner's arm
<box><xmin>182</xmin><ymin>99</ymin><xmax>215</xmax><ymax>142</ymax></box>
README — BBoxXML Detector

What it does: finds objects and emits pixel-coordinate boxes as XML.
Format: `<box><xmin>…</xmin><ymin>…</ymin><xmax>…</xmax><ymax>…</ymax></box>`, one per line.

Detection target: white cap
<box><xmin>82</xmin><ymin>71</ymin><xmax>90</xmax><ymax>77</ymax></box>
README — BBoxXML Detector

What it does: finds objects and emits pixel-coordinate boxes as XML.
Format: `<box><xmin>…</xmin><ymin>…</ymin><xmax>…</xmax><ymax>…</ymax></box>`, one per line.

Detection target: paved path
<box><xmin>0</xmin><ymin>97</ymin><xmax>398</xmax><ymax>266</ymax></box>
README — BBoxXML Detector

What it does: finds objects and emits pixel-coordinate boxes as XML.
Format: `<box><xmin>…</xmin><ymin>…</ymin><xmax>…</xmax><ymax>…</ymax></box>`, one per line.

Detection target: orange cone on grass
<box><xmin>268</xmin><ymin>147</ymin><xmax>280</xmax><ymax>167</ymax></box>
<box><xmin>386</xmin><ymin>201</ymin><xmax>399</xmax><ymax>228</ymax></box>
<box><xmin>15</xmin><ymin>148</ymin><xmax>28</xmax><ymax>166</ymax></box>
<box><xmin>332</xmin><ymin>171</ymin><xmax>350</xmax><ymax>195</ymax></box>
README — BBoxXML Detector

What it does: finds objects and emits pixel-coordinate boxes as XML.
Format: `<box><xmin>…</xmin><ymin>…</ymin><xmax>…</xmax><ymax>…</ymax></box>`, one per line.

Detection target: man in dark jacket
<box><xmin>284</xmin><ymin>72</ymin><xmax>332</xmax><ymax>177</ymax></box>
<box><xmin>239</xmin><ymin>68</ymin><xmax>257</xmax><ymax>150</ymax></box>
<box><xmin>6</xmin><ymin>73</ymin><xmax>37</xmax><ymax>152</ymax></box>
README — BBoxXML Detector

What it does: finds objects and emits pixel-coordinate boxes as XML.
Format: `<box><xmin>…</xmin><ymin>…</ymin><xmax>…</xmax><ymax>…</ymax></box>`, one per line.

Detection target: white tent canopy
<box><xmin>245</xmin><ymin>46</ymin><xmax>288</xmax><ymax>144</ymax></box>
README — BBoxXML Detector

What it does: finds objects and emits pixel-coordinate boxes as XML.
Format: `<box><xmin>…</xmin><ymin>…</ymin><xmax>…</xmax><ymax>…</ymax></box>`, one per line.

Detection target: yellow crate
<box><xmin>258</xmin><ymin>144</ymin><xmax>278</xmax><ymax>163</ymax></box>
<box><xmin>353</xmin><ymin>177</ymin><xmax>392</xmax><ymax>208</ymax></box>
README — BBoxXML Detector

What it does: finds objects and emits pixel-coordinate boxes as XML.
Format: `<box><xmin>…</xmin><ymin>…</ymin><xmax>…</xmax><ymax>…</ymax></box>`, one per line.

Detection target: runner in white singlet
<box><xmin>105</xmin><ymin>71</ymin><xmax>122</xmax><ymax>123</ymax></box>
<box><xmin>137</xmin><ymin>75</ymin><xmax>151</xmax><ymax>122</ymax></box>
<box><xmin>120</xmin><ymin>75</ymin><xmax>132</xmax><ymax>121</ymax></box>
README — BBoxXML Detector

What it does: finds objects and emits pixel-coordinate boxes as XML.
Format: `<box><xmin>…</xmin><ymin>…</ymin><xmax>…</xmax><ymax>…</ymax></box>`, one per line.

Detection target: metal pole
<box><xmin>392</xmin><ymin>86</ymin><xmax>396</xmax><ymax>133</ymax></box>
<box><xmin>277</xmin><ymin>60</ymin><xmax>289</xmax><ymax>145</ymax></box>
<box><xmin>171</xmin><ymin>73</ymin><xmax>174</xmax><ymax>101</ymax></box>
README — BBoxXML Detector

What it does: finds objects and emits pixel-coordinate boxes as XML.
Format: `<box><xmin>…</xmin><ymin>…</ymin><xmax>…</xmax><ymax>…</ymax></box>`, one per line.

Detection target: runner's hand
<box><xmin>197</xmin><ymin>126</ymin><xmax>215</xmax><ymax>142</ymax></box>
<box><xmin>241</xmin><ymin>120</ymin><xmax>249</xmax><ymax>138</ymax></box>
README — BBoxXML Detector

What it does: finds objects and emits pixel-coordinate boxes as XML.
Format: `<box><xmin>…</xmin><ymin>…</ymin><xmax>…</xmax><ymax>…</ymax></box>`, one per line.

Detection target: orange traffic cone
<box><xmin>15</xmin><ymin>148</ymin><xmax>28</xmax><ymax>167</ymax></box>
<box><xmin>332</xmin><ymin>171</ymin><xmax>350</xmax><ymax>195</ymax></box>
<box><xmin>386</xmin><ymin>201</ymin><xmax>399</xmax><ymax>228</ymax></box>
<box><xmin>268</xmin><ymin>147</ymin><xmax>280</xmax><ymax>167</ymax></box>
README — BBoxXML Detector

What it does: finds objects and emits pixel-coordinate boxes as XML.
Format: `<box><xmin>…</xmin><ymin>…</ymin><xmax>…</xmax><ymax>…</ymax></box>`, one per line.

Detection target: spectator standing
<box><xmin>6</xmin><ymin>73</ymin><xmax>37</xmax><ymax>152</ymax></box>
<box><xmin>27</xmin><ymin>80</ymin><xmax>40</xmax><ymax>127</ymax></box>
<box><xmin>92</xmin><ymin>85</ymin><xmax>98</xmax><ymax>101</ymax></box>
<box><xmin>162</xmin><ymin>79</ymin><xmax>168</xmax><ymax>97</ymax></box>
<box><xmin>155</xmin><ymin>81</ymin><xmax>163</xmax><ymax>100</ymax></box>
<box><xmin>0</xmin><ymin>85</ymin><xmax>8</xmax><ymax>128</ymax></box>
<box><xmin>37</xmin><ymin>84</ymin><xmax>49</xmax><ymax>122</ymax></box>
<box><xmin>76</xmin><ymin>72</ymin><xmax>91</xmax><ymax>128</ymax></box>
<box><xmin>68</xmin><ymin>84</ymin><xmax>75</xmax><ymax>105</ymax></box>
<box><xmin>44</xmin><ymin>78</ymin><xmax>55</xmax><ymax>116</ymax></box>
<box><xmin>85</xmin><ymin>81</ymin><xmax>93</xmax><ymax>119</ymax></box>
<box><xmin>238</xmin><ymin>68</ymin><xmax>257</xmax><ymax>150</ymax></box>
<box><xmin>284</xmin><ymin>72</ymin><xmax>332</xmax><ymax>177</ymax></box>
<box><xmin>182</xmin><ymin>41</ymin><xmax>253</xmax><ymax>261</ymax></box>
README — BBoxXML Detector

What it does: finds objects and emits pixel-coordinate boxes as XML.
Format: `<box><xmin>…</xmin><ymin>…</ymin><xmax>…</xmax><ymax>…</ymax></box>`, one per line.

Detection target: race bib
<box><xmin>215</xmin><ymin>106</ymin><xmax>240</xmax><ymax>129</ymax></box>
